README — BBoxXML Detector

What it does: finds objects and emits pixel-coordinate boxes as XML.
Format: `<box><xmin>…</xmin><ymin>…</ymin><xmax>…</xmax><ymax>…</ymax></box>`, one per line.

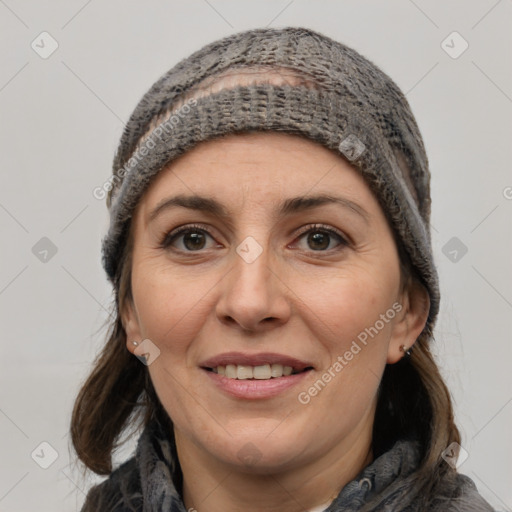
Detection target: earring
<box><xmin>132</xmin><ymin>341</ymin><xmax>139</xmax><ymax>347</ymax></box>
<box><xmin>400</xmin><ymin>344</ymin><xmax>412</xmax><ymax>357</ymax></box>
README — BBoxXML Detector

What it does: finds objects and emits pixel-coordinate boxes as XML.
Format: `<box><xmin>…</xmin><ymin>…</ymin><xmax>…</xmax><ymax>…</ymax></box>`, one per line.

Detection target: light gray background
<box><xmin>1</xmin><ymin>1</ymin><xmax>511</xmax><ymax>511</ymax></box>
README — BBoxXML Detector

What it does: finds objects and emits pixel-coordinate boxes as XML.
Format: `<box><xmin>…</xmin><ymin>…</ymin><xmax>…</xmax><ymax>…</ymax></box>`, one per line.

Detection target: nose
<box><xmin>215</xmin><ymin>247</ymin><xmax>291</xmax><ymax>333</ymax></box>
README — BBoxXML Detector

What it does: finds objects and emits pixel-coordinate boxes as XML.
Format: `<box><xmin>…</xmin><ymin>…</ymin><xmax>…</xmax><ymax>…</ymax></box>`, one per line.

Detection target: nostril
<box><xmin>220</xmin><ymin>313</ymin><xmax>282</xmax><ymax>332</ymax></box>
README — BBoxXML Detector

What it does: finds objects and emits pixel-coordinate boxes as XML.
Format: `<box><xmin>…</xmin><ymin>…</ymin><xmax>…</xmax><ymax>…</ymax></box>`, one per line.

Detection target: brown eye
<box><xmin>307</xmin><ymin>231</ymin><xmax>331</xmax><ymax>251</ymax></box>
<box><xmin>182</xmin><ymin>232</ymin><xmax>206</xmax><ymax>251</ymax></box>
<box><xmin>293</xmin><ymin>225</ymin><xmax>349</xmax><ymax>252</ymax></box>
<box><xmin>161</xmin><ymin>225</ymin><xmax>217</xmax><ymax>252</ymax></box>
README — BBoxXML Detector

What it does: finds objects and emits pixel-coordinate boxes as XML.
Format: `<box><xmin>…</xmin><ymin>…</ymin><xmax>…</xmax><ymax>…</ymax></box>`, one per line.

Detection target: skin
<box><xmin>123</xmin><ymin>132</ymin><xmax>429</xmax><ymax>512</ymax></box>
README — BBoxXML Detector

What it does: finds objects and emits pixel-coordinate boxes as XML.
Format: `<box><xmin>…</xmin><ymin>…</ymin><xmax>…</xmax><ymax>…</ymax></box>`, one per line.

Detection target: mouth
<box><xmin>200</xmin><ymin>352</ymin><xmax>315</xmax><ymax>400</ymax></box>
<box><xmin>204</xmin><ymin>363</ymin><xmax>313</xmax><ymax>380</ymax></box>
<box><xmin>200</xmin><ymin>352</ymin><xmax>314</xmax><ymax>381</ymax></box>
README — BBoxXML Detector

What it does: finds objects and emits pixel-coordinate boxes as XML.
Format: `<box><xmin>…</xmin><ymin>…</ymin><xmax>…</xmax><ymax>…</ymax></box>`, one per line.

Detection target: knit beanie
<box><xmin>101</xmin><ymin>26</ymin><xmax>440</xmax><ymax>330</ymax></box>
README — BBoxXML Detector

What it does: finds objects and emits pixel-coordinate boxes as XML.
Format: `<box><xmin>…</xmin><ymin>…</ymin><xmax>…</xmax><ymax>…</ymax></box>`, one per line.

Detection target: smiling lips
<box><xmin>200</xmin><ymin>352</ymin><xmax>314</xmax><ymax>399</ymax></box>
<box><xmin>213</xmin><ymin>363</ymin><xmax>294</xmax><ymax>380</ymax></box>
<box><xmin>201</xmin><ymin>352</ymin><xmax>313</xmax><ymax>379</ymax></box>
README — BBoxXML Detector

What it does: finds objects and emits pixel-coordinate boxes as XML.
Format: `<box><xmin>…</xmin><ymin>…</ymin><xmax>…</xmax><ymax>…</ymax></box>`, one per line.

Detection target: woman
<box><xmin>72</xmin><ymin>27</ymin><xmax>494</xmax><ymax>511</ymax></box>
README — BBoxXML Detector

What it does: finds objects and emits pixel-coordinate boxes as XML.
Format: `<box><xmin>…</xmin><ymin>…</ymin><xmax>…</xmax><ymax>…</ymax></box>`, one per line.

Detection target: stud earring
<box><xmin>400</xmin><ymin>344</ymin><xmax>412</xmax><ymax>357</ymax></box>
<box><xmin>132</xmin><ymin>341</ymin><xmax>139</xmax><ymax>347</ymax></box>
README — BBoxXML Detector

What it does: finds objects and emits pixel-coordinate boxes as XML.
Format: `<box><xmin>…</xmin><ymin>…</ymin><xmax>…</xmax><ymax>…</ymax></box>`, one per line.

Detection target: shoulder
<box><xmin>80</xmin><ymin>457</ymin><xmax>143</xmax><ymax>512</ymax></box>
<box><xmin>427</xmin><ymin>472</ymin><xmax>495</xmax><ymax>512</ymax></box>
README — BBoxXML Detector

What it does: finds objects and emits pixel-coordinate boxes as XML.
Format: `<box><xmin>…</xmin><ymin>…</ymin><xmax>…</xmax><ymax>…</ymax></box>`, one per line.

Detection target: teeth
<box><xmin>213</xmin><ymin>364</ymin><xmax>296</xmax><ymax>380</ymax></box>
<box><xmin>225</xmin><ymin>364</ymin><xmax>237</xmax><ymax>379</ymax></box>
<box><xmin>271</xmin><ymin>364</ymin><xmax>283</xmax><ymax>377</ymax></box>
<box><xmin>253</xmin><ymin>364</ymin><xmax>271</xmax><ymax>380</ymax></box>
<box><xmin>237</xmin><ymin>365</ymin><xmax>253</xmax><ymax>380</ymax></box>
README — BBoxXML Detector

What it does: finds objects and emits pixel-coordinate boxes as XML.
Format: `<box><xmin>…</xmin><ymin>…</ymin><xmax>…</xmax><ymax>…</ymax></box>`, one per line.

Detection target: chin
<box><xmin>205</xmin><ymin>430</ymin><xmax>312</xmax><ymax>474</ymax></box>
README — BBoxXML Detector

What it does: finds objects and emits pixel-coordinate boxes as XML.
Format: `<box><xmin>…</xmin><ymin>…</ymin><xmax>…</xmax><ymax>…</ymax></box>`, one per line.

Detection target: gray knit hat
<box><xmin>101</xmin><ymin>26</ymin><xmax>440</xmax><ymax>329</ymax></box>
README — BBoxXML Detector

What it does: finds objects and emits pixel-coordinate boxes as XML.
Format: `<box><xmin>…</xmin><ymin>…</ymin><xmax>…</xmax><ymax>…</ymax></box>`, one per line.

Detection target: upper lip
<box><xmin>200</xmin><ymin>352</ymin><xmax>314</xmax><ymax>372</ymax></box>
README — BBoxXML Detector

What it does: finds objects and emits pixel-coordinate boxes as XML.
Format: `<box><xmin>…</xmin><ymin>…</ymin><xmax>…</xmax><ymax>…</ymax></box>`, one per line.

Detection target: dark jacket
<box><xmin>81</xmin><ymin>419</ymin><xmax>495</xmax><ymax>511</ymax></box>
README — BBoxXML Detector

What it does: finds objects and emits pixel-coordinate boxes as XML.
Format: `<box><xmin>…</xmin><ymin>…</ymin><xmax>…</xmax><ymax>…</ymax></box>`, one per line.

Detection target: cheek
<box><xmin>131</xmin><ymin>261</ymin><xmax>215</xmax><ymax>355</ymax></box>
<box><xmin>294</xmin><ymin>277</ymin><xmax>396</xmax><ymax>430</ymax></box>
<box><xmin>299</xmin><ymin>264</ymin><xmax>399</xmax><ymax>346</ymax></box>
<box><xmin>302</xmin><ymin>263</ymin><xmax>400</xmax><ymax>399</ymax></box>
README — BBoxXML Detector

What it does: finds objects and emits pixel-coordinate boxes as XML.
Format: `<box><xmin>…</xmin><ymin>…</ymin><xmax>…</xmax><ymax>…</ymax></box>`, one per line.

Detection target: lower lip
<box><xmin>203</xmin><ymin>369</ymin><xmax>312</xmax><ymax>399</ymax></box>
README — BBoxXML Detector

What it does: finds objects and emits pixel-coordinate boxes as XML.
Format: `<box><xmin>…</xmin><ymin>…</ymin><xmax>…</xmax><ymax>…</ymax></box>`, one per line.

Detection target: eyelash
<box><xmin>293</xmin><ymin>224</ymin><xmax>349</xmax><ymax>251</ymax></box>
<box><xmin>159</xmin><ymin>223</ymin><xmax>213</xmax><ymax>250</ymax></box>
<box><xmin>159</xmin><ymin>223</ymin><xmax>349</xmax><ymax>253</ymax></box>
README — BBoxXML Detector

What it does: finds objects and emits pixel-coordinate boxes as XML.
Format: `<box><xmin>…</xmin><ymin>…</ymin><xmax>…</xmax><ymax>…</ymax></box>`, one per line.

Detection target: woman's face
<box><xmin>124</xmin><ymin>132</ymin><xmax>427</xmax><ymax>474</ymax></box>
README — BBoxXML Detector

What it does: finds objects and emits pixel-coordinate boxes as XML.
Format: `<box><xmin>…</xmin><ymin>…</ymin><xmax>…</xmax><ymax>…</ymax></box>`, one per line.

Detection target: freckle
<box><xmin>367</xmin><ymin>294</ymin><xmax>378</xmax><ymax>307</ymax></box>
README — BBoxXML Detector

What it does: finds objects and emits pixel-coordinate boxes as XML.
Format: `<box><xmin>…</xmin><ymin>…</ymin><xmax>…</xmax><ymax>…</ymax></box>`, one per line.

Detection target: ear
<box><xmin>121</xmin><ymin>298</ymin><xmax>143</xmax><ymax>355</ymax></box>
<box><xmin>387</xmin><ymin>280</ymin><xmax>430</xmax><ymax>364</ymax></box>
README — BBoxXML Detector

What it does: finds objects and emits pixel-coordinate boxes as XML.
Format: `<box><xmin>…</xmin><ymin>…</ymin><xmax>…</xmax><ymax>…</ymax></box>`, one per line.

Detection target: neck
<box><xmin>175</xmin><ymin>421</ymin><xmax>374</xmax><ymax>512</ymax></box>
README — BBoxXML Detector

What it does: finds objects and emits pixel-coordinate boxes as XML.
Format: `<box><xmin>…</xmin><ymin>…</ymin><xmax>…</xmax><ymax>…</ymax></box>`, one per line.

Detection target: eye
<box><xmin>294</xmin><ymin>224</ymin><xmax>349</xmax><ymax>252</ymax></box>
<box><xmin>160</xmin><ymin>224</ymin><xmax>218</xmax><ymax>252</ymax></box>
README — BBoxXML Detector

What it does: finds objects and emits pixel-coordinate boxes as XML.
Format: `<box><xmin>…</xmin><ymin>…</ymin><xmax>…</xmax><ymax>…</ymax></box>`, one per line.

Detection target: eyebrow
<box><xmin>280</xmin><ymin>195</ymin><xmax>369</xmax><ymax>222</ymax></box>
<box><xmin>149</xmin><ymin>195</ymin><xmax>230</xmax><ymax>222</ymax></box>
<box><xmin>148</xmin><ymin>193</ymin><xmax>369</xmax><ymax>223</ymax></box>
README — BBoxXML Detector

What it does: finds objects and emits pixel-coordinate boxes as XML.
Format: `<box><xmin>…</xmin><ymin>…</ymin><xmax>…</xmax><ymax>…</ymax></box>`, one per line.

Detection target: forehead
<box><xmin>139</xmin><ymin>132</ymin><xmax>374</xmax><ymax>209</ymax></box>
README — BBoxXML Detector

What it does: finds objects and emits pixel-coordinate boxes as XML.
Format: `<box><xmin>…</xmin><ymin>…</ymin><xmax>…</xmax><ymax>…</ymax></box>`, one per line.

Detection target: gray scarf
<box><xmin>81</xmin><ymin>418</ymin><xmax>495</xmax><ymax>511</ymax></box>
